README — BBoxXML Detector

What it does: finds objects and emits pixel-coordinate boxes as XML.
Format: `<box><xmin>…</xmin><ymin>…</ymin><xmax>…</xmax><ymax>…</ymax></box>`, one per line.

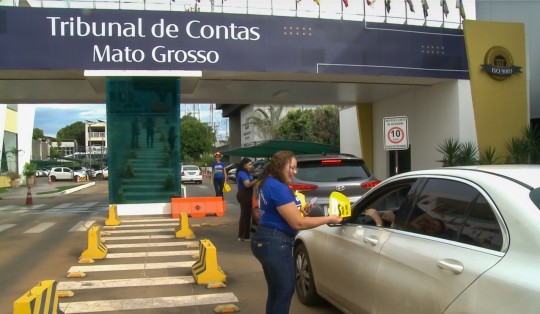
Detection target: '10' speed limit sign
<box><xmin>384</xmin><ymin>116</ymin><xmax>409</xmax><ymax>150</ymax></box>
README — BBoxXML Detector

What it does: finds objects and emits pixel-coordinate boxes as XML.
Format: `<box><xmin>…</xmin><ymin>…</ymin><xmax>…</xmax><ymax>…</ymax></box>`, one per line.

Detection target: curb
<box><xmin>0</xmin><ymin>182</ymin><xmax>96</xmax><ymax>200</ymax></box>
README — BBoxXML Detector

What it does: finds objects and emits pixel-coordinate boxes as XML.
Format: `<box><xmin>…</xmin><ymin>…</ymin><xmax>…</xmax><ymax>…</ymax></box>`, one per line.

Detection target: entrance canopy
<box><xmin>221</xmin><ymin>140</ymin><xmax>339</xmax><ymax>158</ymax></box>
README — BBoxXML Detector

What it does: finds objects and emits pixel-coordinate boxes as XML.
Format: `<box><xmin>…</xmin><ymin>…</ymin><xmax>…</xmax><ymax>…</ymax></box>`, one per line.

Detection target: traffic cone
<box><xmin>25</xmin><ymin>186</ymin><xmax>33</xmax><ymax>205</ymax></box>
<box><xmin>48</xmin><ymin>176</ymin><xmax>52</xmax><ymax>185</ymax></box>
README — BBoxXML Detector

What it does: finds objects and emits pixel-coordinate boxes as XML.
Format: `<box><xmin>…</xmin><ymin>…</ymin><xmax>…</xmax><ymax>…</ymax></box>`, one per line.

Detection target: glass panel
<box><xmin>461</xmin><ymin>196</ymin><xmax>503</xmax><ymax>251</ymax></box>
<box><xmin>106</xmin><ymin>77</ymin><xmax>180</xmax><ymax>204</ymax></box>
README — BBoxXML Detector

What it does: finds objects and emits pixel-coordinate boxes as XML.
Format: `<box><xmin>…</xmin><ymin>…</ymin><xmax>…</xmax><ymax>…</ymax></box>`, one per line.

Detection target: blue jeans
<box><xmin>251</xmin><ymin>226</ymin><xmax>296</xmax><ymax>314</ymax></box>
<box><xmin>213</xmin><ymin>177</ymin><xmax>224</xmax><ymax>197</ymax></box>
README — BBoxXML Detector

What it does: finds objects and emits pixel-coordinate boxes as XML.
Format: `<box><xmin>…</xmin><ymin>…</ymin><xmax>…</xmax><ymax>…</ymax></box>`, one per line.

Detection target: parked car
<box><xmin>36</xmin><ymin>168</ymin><xmax>50</xmax><ymax>177</ymax></box>
<box><xmin>294</xmin><ymin>165</ymin><xmax>540</xmax><ymax>314</ymax></box>
<box><xmin>48</xmin><ymin>167</ymin><xmax>86</xmax><ymax>182</ymax></box>
<box><xmin>251</xmin><ymin>160</ymin><xmax>269</xmax><ymax>179</ymax></box>
<box><xmin>291</xmin><ymin>153</ymin><xmax>380</xmax><ymax>212</ymax></box>
<box><xmin>181</xmin><ymin>165</ymin><xmax>202</xmax><ymax>184</ymax></box>
<box><xmin>226</xmin><ymin>163</ymin><xmax>239</xmax><ymax>182</ymax></box>
<box><xmin>91</xmin><ymin>167</ymin><xmax>108</xmax><ymax>181</ymax></box>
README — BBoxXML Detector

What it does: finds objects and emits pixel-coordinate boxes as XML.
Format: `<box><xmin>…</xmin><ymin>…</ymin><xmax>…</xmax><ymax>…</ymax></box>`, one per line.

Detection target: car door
<box><xmin>313</xmin><ymin>179</ymin><xmax>418</xmax><ymax>313</ymax></box>
<box><xmin>374</xmin><ymin>177</ymin><xmax>505</xmax><ymax>314</ymax></box>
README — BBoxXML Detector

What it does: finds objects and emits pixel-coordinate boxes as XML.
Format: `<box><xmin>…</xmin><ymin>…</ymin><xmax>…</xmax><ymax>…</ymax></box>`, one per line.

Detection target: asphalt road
<box><xmin>0</xmin><ymin>177</ymin><xmax>341</xmax><ymax>313</ymax></box>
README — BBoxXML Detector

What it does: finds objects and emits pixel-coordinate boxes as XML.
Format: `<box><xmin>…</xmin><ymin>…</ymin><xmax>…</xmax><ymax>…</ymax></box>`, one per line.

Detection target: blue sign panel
<box><xmin>0</xmin><ymin>7</ymin><xmax>468</xmax><ymax>79</ymax></box>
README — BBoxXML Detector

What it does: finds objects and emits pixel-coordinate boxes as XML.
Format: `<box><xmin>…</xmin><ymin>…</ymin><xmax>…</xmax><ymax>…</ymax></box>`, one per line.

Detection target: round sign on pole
<box><xmin>384</xmin><ymin>116</ymin><xmax>409</xmax><ymax>150</ymax></box>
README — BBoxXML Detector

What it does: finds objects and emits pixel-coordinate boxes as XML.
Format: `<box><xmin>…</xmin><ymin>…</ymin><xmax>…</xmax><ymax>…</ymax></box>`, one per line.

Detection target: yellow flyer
<box><xmin>328</xmin><ymin>192</ymin><xmax>351</xmax><ymax>218</ymax></box>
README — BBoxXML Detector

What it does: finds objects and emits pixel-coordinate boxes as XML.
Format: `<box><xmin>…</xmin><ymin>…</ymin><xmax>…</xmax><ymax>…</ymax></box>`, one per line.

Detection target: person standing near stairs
<box><xmin>211</xmin><ymin>152</ymin><xmax>227</xmax><ymax>198</ymax></box>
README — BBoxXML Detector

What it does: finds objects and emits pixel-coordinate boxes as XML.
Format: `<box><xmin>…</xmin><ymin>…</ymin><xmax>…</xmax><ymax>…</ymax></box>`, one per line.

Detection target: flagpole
<box><xmin>222</xmin><ymin>0</ymin><xmax>224</xmax><ymax>13</ymax></box>
<box><xmin>404</xmin><ymin>0</ymin><xmax>407</xmax><ymax>25</ymax></box>
<box><xmin>341</xmin><ymin>0</ymin><xmax>344</xmax><ymax>20</ymax></box>
<box><xmin>296</xmin><ymin>0</ymin><xmax>298</xmax><ymax>17</ymax></box>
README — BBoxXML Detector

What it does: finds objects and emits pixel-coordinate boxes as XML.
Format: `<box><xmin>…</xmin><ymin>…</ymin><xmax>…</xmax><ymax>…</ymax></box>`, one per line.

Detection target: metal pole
<box><xmin>394</xmin><ymin>150</ymin><xmax>399</xmax><ymax>175</ymax></box>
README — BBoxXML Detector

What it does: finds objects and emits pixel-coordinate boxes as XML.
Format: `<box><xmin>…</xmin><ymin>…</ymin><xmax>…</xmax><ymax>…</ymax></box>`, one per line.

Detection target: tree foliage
<box><xmin>32</xmin><ymin>128</ymin><xmax>44</xmax><ymax>140</ymax></box>
<box><xmin>277</xmin><ymin>105</ymin><xmax>339</xmax><ymax>144</ymax></box>
<box><xmin>180</xmin><ymin>115</ymin><xmax>215</xmax><ymax>160</ymax></box>
<box><xmin>312</xmin><ymin>105</ymin><xmax>340</xmax><ymax>145</ymax></box>
<box><xmin>247</xmin><ymin>106</ymin><xmax>285</xmax><ymax>140</ymax></box>
<box><xmin>56</xmin><ymin>121</ymin><xmax>85</xmax><ymax>145</ymax></box>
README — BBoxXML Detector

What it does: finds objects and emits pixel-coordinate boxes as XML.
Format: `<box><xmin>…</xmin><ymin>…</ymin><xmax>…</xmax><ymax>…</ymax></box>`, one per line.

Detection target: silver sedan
<box><xmin>294</xmin><ymin>165</ymin><xmax>540</xmax><ymax>314</ymax></box>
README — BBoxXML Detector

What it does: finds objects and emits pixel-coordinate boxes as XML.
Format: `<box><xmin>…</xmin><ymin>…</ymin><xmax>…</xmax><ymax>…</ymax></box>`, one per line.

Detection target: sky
<box><xmin>32</xmin><ymin>103</ymin><xmax>228</xmax><ymax>140</ymax></box>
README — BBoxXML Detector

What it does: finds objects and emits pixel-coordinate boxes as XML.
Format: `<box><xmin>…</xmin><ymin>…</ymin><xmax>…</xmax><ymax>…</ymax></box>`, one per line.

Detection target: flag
<box><xmin>313</xmin><ymin>0</ymin><xmax>319</xmax><ymax>5</ymax></box>
<box><xmin>385</xmin><ymin>0</ymin><xmax>390</xmax><ymax>13</ymax></box>
<box><xmin>343</xmin><ymin>0</ymin><xmax>348</xmax><ymax>7</ymax></box>
<box><xmin>456</xmin><ymin>0</ymin><xmax>466</xmax><ymax>19</ymax></box>
<box><xmin>421</xmin><ymin>0</ymin><xmax>429</xmax><ymax>17</ymax></box>
<box><xmin>441</xmin><ymin>0</ymin><xmax>449</xmax><ymax>17</ymax></box>
<box><xmin>406</xmin><ymin>0</ymin><xmax>414</xmax><ymax>12</ymax></box>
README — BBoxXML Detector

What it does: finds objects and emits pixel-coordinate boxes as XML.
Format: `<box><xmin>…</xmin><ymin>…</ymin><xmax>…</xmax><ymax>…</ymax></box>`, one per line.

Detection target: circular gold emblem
<box><xmin>483</xmin><ymin>46</ymin><xmax>515</xmax><ymax>81</ymax></box>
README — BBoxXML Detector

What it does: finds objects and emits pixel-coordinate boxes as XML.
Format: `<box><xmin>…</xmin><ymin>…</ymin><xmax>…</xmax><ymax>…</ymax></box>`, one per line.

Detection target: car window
<box><xmin>349</xmin><ymin>180</ymin><xmax>416</xmax><ymax>226</ymax></box>
<box><xmin>401</xmin><ymin>178</ymin><xmax>503</xmax><ymax>251</ymax></box>
<box><xmin>296</xmin><ymin>159</ymin><xmax>369</xmax><ymax>182</ymax></box>
<box><xmin>63</xmin><ymin>168</ymin><xmax>71</xmax><ymax>173</ymax></box>
<box><xmin>183</xmin><ymin>166</ymin><xmax>199</xmax><ymax>171</ymax></box>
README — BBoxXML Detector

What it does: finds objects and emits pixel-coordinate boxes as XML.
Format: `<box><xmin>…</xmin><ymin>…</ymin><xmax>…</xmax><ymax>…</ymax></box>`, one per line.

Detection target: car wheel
<box><xmin>50</xmin><ymin>176</ymin><xmax>56</xmax><ymax>182</ymax></box>
<box><xmin>73</xmin><ymin>176</ymin><xmax>79</xmax><ymax>182</ymax></box>
<box><xmin>294</xmin><ymin>243</ymin><xmax>322</xmax><ymax>305</ymax></box>
<box><xmin>96</xmin><ymin>174</ymin><xmax>104</xmax><ymax>181</ymax></box>
<box><xmin>198</xmin><ymin>181</ymin><xmax>202</xmax><ymax>184</ymax></box>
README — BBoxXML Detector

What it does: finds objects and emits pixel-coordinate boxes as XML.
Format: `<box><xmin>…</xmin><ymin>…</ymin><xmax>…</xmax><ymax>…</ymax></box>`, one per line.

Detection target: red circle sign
<box><xmin>387</xmin><ymin>126</ymin><xmax>404</xmax><ymax>144</ymax></box>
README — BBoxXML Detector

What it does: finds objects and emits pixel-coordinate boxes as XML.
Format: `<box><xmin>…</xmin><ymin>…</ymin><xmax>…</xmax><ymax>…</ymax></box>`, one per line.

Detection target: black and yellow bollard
<box><xmin>80</xmin><ymin>225</ymin><xmax>107</xmax><ymax>261</ymax></box>
<box><xmin>192</xmin><ymin>239</ymin><xmax>226</xmax><ymax>284</ymax></box>
<box><xmin>175</xmin><ymin>212</ymin><xmax>195</xmax><ymax>239</ymax></box>
<box><xmin>13</xmin><ymin>280</ymin><xmax>64</xmax><ymax>314</ymax></box>
<box><xmin>105</xmin><ymin>204</ymin><xmax>122</xmax><ymax>226</ymax></box>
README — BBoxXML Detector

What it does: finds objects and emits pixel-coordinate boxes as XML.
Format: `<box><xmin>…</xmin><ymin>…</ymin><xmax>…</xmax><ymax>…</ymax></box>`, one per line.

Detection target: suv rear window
<box><xmin>296</xmin><ymin>159</ymin><xmax>370</xmax><ymax>182</ymax></box>
<box><xmin>183</xmin><ymin>166</ymin><xmax>199</xmax><ymax>171</ymax></box>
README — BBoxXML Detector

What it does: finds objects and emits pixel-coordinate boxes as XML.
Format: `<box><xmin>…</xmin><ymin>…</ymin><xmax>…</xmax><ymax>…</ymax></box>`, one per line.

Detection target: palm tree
<box><xmin>247</xmin><ymin>106</ymin><xmax>286</xmax><ymax>140</ymax></box>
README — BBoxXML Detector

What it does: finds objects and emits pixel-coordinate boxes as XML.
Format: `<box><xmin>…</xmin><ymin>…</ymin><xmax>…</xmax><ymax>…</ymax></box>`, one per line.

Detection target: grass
<box><xmin>37</xmin><ymin>185</ymin><xmax>80</xmax><ymax>195</ymax></box>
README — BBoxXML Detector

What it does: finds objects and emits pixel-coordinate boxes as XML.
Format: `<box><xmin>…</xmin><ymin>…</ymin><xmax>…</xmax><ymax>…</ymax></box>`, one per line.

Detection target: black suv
<box><xmin>291</xmin><ymin>153</ymin><xmax>380</xmax><ymax>214</ymax></box>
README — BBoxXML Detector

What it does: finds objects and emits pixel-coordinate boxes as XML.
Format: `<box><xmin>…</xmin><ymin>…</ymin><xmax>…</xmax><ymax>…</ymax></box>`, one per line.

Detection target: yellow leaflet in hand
<box><xmin>328</xmin><ymin>191</ymin><xmax>351</xmax><ymax>218</ymax></box>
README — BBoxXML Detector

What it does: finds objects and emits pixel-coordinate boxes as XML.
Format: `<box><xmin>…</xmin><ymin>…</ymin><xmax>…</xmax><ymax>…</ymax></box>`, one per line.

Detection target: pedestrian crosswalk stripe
<box><xmin>52</xmin><ymin>203</ymin><xmax>74</xmax><ymax>209</ymax></box>
<box><xmin>27</xmin><ymin>204</ymin><xmax>46</xmax><ymax>209</ymax></box>
<box><xmin>58</xmin><ymin>275</ymin><xmax>195</xmax><ymax>290</ymax></box>
<box><xmin>59</xmin><ymin>292</ymin><xmax>238</xmax><ymax>313</ymax></box>
<box><xmin>101</xmin><ymin>235</ymin><xmax>175</xmax><ymax>241</ymax></box>
<box><xmin>105</xmin><ymin>228</ymin><xmax>175</xmax><ymax>234</ymax></box>
<box><xmin>111</xmin><ymin>222</ymin><xmax>179</xmax><ymax>228</ymax></box>
<box><xmin>106</xmin><ymin>241</ymin><xmax>197</xmax><ymax>249</ymax></box>
<box><xmin>0</xmin><ymin>224</ymin><xmax>16</xmax><ymax>232</ymax></box>
<box><xmin>69</xmin><ymin>221</ymin><xmax>96</xmax><ymax>232</ymax></box>
<box><xmin>24</xmin><ymin>222</ymin><xmax>55</xmax><ymax>233</ymax></box>
<box><xmin>0</xmin><ymin>205</ymin><xmax>16</xmax><ymax>210</ymax></box>
<box><xmin>80</xmin><ymin>202</ymin><xmax>99</xmax><ymax>208</ymax></box>
<box><xmin>68</xmin><ymin>261</ymin><xmax>195</xmax><ymax>273</ymax></box>
<box><xmin>13</xmin><ymin>209</ymin><xmax>29</xmax><ymax>214</ymax></box>
<box><xmin>107</xmin><ymin>250</ymin><xmax>199</xmax><ymax>259</ymax></box>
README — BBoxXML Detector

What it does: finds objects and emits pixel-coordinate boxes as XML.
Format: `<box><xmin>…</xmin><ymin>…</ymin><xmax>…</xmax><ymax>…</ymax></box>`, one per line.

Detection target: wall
<box><xmin>372</xmin><ymin>81</ymin><xmax>476</xmax><ymax>179</ymax></box>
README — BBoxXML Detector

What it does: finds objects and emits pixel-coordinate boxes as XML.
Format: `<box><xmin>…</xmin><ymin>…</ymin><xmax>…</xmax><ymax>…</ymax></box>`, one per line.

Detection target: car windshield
<box><xmin>184</xmin><ymin>166</ymin><xmax>199</xmax><ymax>171</ymax></box>
<box><xmin>296</xmin><ymin>159</ymin><xmax>369</xmax><ymax>182</ymax></box>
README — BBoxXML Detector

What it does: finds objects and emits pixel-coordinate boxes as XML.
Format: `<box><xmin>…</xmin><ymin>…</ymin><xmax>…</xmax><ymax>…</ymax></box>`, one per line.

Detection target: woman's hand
<box><xmin>364</xmin><ymin>208</ymin><xmax>383</xmax><ymax>226</ymax></box>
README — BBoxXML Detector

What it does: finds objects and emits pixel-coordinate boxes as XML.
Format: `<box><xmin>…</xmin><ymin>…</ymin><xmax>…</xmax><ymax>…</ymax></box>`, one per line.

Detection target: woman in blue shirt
<box><xmin>211</xmin><ymin>152</ymin><xmax>227</xmax><ymax>198</ymax></box>
<box><xmin>236</xmin><ymin>157</ymin><xmax>256</xmax><ymax>241</ymax></box>
<box><xmin>250</xmin><ymin>151</ymin><xmax>343</xmax><ymax>314</ymax></box>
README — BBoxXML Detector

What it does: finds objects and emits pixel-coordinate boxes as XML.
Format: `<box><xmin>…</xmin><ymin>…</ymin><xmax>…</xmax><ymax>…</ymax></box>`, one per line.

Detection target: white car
<box><xmin>181</xmin><ymin>165</ymin><xmax>202</xmax><ymax>184</ymax></box>
<box><xmin>91</xmin><ymin>167</ymin><xmax>108</xmax><ymax>181</ymax></box>
<box><xmin>294</xmin><ymin>165</ymin><xmax>540</xmax><ymax>314</ymax></box>
<box><xmin>48</xmin><ymin>167</ymin><xmax>86</xmax><ymax>182</ymax></box>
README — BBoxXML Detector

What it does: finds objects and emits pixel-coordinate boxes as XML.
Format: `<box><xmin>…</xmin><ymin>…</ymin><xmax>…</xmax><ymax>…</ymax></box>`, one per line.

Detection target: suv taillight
<box><xmin>290</xmin><ymin>183</ymin><xmax>318</xmax><ymax>191</ymax></box>
<box><xmin>361</xmin><ymin>179</ymin><xmax>381</xmax><ymax>188</ymax></box>
<box><xmin>181</xmin><ymin>171</ymin><xmax>185</xmax><ymax>176</ymax></box>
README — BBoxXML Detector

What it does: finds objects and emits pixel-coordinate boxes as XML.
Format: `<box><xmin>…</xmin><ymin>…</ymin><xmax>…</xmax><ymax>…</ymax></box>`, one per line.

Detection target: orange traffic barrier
<box><xmin>171</xmin><ymin>197</ymin><xmax>226</xmax><ymax>218</ymax></box>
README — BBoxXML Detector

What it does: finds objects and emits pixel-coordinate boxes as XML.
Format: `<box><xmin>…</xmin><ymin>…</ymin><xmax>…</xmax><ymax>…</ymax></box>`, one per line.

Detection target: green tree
<box><xmin>247</xmin><ymin>106</ymin><xmax>286</xmax><ymax>140</ymax></box>
<box><xmin>312</xmin><ymin>105</ymin><xmax>340</xmax><ymax>145</ymax></box>
<box><xmin>277</xmin><ymin>109</ymin><xmax>316</xmax><ymax>141</ymax></box>
<box><xmin>56</xmin><ymin>121</ymin><xmax>85</xmax><ymax>145</ymax></box>
<box><xmin>180</xmin><ymin>115</ymin><xmax>214</xmax><ymax>160</ymax></box>
<box><xmin>32</xmin><ymin>128</ymin><xmax>44</xmax><ymax>140</ymax></box>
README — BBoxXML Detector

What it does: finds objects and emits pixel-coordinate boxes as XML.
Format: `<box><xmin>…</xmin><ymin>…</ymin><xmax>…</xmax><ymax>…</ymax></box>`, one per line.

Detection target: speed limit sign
<box><xmin>384</xmin><ymin>116</ymin><xmax>409</xmax><ymax>150</ymax></box>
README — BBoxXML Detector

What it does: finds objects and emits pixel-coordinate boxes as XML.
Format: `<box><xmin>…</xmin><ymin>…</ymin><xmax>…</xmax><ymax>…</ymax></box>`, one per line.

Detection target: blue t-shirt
<box><xmin>236</xmin><ymin>170</ymin><xmax>253</xmax><ymax>190</ymax></box>
<box><xmin>259</xmin><ymin>176</ymin><xmax>302</xmax><ymax>236</ymax></box>
<box><xmin>212</xmin><ymin>162</ymin><xmax>226</xmax><ymax>179</ymax></box>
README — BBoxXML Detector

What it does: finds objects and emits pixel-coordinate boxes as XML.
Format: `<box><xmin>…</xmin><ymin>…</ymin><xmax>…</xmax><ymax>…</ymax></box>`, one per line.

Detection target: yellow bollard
<box><xmin>13</xmin><ymin>280</ymin><xmax>63</xmax><ymax>314</ymax></box>
<box><xmin>175</xmin><ymin>212</ymin><xmax>195</xmax><ymax>239</ymax></box>
<box><xmin>105</xmin><ymin>204</ymin><xmax>122</xmax><ymax>226</ymax></box>
<box><xmin>80</xmin><ymin>225</ymin><xmax>107</xmax><ymax>260</ymax></box>
<box><xmin>192</xmin><ymin>239</ymin><xmax>227</xmax><ymax>284</ymax></box>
